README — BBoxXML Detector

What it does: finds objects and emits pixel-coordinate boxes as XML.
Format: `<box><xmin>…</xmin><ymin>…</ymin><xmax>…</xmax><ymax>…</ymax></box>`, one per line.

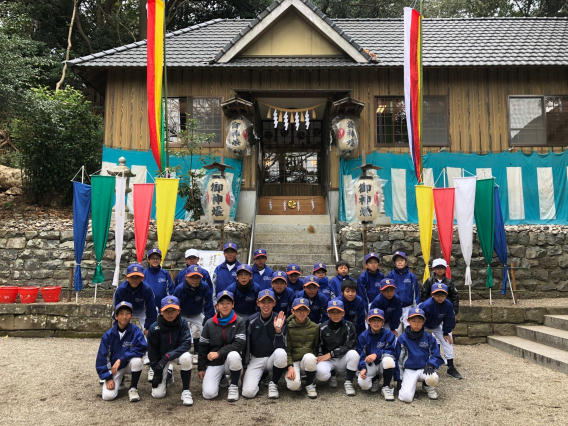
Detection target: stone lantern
<box><xmin>107</xmin><ymin>156</ymin><xmax>136</xmax><ymax>215</ymax></box>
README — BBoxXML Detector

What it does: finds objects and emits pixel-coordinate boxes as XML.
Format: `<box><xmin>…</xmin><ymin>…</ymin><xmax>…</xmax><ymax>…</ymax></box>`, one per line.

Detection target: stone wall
<box><xmin>0</xmin><ymin>220</ymin><xmax>251</xmax><ymax>289</ymax></box>
<box><xmin>338</xmin><ymin>224</ymin><xmax>568</xmax><ymax>299</ymax></box>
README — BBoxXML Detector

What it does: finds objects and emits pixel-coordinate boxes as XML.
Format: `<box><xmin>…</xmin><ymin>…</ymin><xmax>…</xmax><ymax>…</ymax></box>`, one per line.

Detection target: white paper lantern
<box><xmin>355</xmin><ymin>175</ymin><xmax>379</xmax><ymax>223</ymax></box>
<box><xmin>336</xmin><ymin>118</ymin><xmax>358</xmax><ymax>155</ymax></box>
<box><xmin>206</xmin><ymin>174</ymin><xmax>231</xmax><ymax>222</ymax></box>
<box><xmin>226</xmin><ymin>119</ymin><xmax>249</xmax><ymax>155</ymax></box>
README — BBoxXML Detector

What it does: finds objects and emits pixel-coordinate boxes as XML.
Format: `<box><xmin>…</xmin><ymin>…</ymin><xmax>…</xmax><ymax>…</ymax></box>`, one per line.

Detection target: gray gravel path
<box><xmin>0</xmin><ymin>338</ymin><xmax>567</xmax><ymax>426</ymax></box>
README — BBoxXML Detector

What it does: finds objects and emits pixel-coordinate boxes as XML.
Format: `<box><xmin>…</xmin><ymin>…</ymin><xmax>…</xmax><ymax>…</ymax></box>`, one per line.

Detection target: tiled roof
<box><xmin>67</xmin><ymin>17</ymin><xmax>568</xmax><ymax>68</ymax></box>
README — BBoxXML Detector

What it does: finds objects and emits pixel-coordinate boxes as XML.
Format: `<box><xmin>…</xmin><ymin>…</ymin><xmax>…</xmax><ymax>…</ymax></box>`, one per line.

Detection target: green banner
<box><xmin>474</xmin><ymin>178</ymin><xmax>495</xmax><ymax>289</ymax></box>
<box><xmin>91</xmin><ymin>175</ymin><xmax>115</xmax><ymax>283</ymax></box>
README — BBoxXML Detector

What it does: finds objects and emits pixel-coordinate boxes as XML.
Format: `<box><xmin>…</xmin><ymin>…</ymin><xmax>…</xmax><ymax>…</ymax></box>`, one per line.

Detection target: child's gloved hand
<box><xmin>423</xmin><ymin>363</ymin><xmax>436</xmax><ymax>375</ymax></box>
<box><xmin>152</xmin><ymin>370</ymin><xmax>163</xmax><ymax>388</ymax></box>
<box><xmin>156</xmin><ymin>356</ymin><xmax>169</xmax><ymax>370</ymax></box>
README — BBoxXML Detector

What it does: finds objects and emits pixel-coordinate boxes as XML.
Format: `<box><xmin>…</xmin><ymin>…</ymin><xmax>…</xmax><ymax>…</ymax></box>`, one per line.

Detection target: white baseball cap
<box><xmin>185</xmin><ymin>249</ymin><xmax>200</xmax><ymax>258</ymax></box>
<box><xmin>432</xmin><ymin>259</ymin><xmax>448</xmax><ymax>269</ymax></box>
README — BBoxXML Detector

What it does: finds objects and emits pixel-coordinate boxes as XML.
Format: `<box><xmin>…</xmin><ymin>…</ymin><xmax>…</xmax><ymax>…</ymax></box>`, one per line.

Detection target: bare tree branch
<box><xmin>56</xmin><ymin>0</ymin><xmax>78</xmax><ymax>92</ymax></box>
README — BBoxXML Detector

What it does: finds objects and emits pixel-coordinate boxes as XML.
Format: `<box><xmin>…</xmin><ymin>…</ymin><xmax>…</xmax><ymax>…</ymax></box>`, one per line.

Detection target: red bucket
<box><xmin>18</xmin><ymin>286</ymin><xmax>39</xmax><ymax>304</ymax></box>
<box><xmin>41</xmin><ymin>286</ymin><xmax>62</xmax><ymax>303</ymax></box>
<box><xmin>0</xmin><ymin>286</ymin><xmax>19</xmax><ymax>304</ymax></box>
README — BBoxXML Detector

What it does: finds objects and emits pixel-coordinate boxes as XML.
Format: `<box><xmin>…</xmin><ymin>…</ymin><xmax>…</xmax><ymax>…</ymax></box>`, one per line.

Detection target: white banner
<box><xmin>454</xmin><ymin>176</ymin><xmax>476</xmax><ymax>287</ymax></box>
<box><xmin>112</xmin><ymin>177</ymin><xmax>126</xmax><ymax>287</ymax></box>
<box><xmin>197</xmin><ymin>250</ymin><xmax>224</xmax><ymax>279</ymax></box>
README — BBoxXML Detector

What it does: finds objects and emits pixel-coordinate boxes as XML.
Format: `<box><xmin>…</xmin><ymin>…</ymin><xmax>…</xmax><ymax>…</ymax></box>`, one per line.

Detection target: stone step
<box><xmin>487</xmin><ymin>336</ymin><xmax>568</xmax><ymax>374</ymax></box>
<box><xmin>269</xmin><ymin>253</ymin><xmax>334</xmax><ymax>265</ymax></box>
<box><xmin>270</xmin><ymin>264</ymin><xmax>338</xmax><ymax>277</ymax></box>
<box><xmin>254</xmin><ymin>223</ymin><xmax>331</xmax><ymax>235</ymax></box>
<box><xmin>255</xmin><ymin>215</ymin><xmax>330</xmax><ymax>225</ymax></box>
<box><xmin>516</xmin><ymin>325</ymin><xmax>568</xmax><ymax>352</ymax></box>
<box><xmin>253</xmin><ymin>243</ymin><xmax>333</xmax><ymax>254</ymax></box>
<box><xmin>254</xmin><ymin>232</ymin><xmax>334</xmax><ymax>244</ymax></box>
<box><xmin>544</xmin><ymin>315</ymin><xmax>568</xmax><ymax>331</ymax></box>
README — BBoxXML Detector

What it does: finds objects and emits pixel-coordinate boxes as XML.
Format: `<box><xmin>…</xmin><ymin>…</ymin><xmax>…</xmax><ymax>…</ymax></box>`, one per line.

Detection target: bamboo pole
<box><xmin>163</xmin><ymin>2</ymin><xmax>169</xmax><ymax>170</ymax></box>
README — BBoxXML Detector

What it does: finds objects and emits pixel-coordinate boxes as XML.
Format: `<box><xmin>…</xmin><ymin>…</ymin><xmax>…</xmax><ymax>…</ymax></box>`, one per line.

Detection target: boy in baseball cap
<box><xmin>421</xmin><ymin>258</ymin><xmax>459</xmax><ymax>315</ymax></box>
<box><xmin>147</xmin><ymin>296</ymin><xmax>194</xmax><ymax>406</ymax></box>
<box><xmin>97</xmin><ymin>301</ymin><xmax>146</xmax><ymax>402</ymax></box>
<box><xmin>313</xmin><ymin>262</ymin><xmax>336</xmax><ymax>300</ymax></box>
<box><xmin>285</xmin><ymin>298</ymin><xmax>320</xmax><ymax>399</ymax></box>
<box><xmin>357</xmin><ymin>252</ymin><xmax>385</xmax><ymax>305</ymax></box>
<box><xmin>286</xmin><ymin>263</ymin><xmax>304</xmax><ymax>294</ymax></box>
<box><xmin>370</xmin><ymin>278</ymin><xmax>403</xmax><ymax>337</ymax></box>
<box><xmin>225</xmin><ymin>264</ymin><xmax>261</xmax><ymax>321</ymax></box>
<box><xmin>242</xmin><ymin>290</ymin><xmax>287</xmax><ymax>399</ymax></box>
<box><xmin>395</xmin><ymin>308</ymin><xmax>444</xmax><ymax>402</ymax></box>
<box><xmin>315</xmin><ymin>300</ymin><xmax>359</xmax><ymax>396</ymax></box>
<box><xmin>296</xmin><ymin>275</ymin><xmax>330</xmax><ymax>324</ymax></box>
<box><xmin>199</xmin><ymin>291</ymin><xmax>246</xmax><ymax>402</ymax></box>
<box><xmin>356</xmin><ymin>308</ymin><xmax>397</xmax><ymax>400</ymax></box>
<box><xmin>271</xmin><ymin>271</ymin><xmax>295</xmax><ymax>317</ymax></box>
<box><xmin>212</xmin><ymin>242</ymin><xmax>242</xmax><ymax>295</ymax></box>
<box><xmin>337</xmin><ymin>278</ymin><xmax>368</xmax><ymax>336</ymax></box>
<box><xmin>329</xmin><ymin>260</ymin><xmax>356</xmax><ymax>301</ymax></box>
<box><xmin>144</xmin><ymin>248</ymin><xmax>175</xmax><ymax>305</ymax></box>
<box><xmin>421</xmin><ymin>283</ymin><xmax>461</xmax><ymax>379</ymax></box>
<box><xmin>252</xmin><ymin>248</ymin><xmax>274</xmax><ymax>290</ymax></box>
<box><xmin>175</xmin><ymin>249</ymin><xmax>213</xmax><ymax>291</ymax></box>
<box><xmin>386</xmin><ymin>251</ymin><xmax>420</xmax><ymax>331</ymax></box>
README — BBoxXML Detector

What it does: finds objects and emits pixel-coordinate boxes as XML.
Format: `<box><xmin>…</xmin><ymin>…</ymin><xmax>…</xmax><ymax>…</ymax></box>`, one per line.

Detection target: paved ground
<box><xmin>0</xmin><ymin>338</ymin><xmax>566</xmax><ymax>426</ymax></box>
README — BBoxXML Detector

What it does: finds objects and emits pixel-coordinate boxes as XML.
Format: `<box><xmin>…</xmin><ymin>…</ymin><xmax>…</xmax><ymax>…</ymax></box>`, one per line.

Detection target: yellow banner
<box><xmin>416</xmin><ymin>185</ymin><xmax>434</xmax><ymax>282</ymax></box>
<box><xmin>155</xmin><ymin>178</ymin><xmax>179</xmax><ymax>264</ymax></box>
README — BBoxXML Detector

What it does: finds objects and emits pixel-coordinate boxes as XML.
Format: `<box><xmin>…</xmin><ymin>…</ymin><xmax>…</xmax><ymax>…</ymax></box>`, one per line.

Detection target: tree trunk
<box><xmin>139</xmin><ymin>0</ymin><xmax>147</xmax><ymax>39</ymax></box>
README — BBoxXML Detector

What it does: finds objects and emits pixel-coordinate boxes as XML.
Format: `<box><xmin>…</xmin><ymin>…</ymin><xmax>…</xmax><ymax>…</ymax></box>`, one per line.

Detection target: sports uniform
<box><xmin>251</xmin><ymin>248</ymin><xmax>274</xmax><ymax>290</ymax></box>
<box><xmin>212</xmin><ymin>243</ymin><xmax>242</xmax><ymax>295</ymax></box>
<box><xmin>338</xmin><ymin>293</ymin><xmax>368</xmax><ymax>336</ymax></box>
<box><xmin>174</xmin><ymin>249</ymin><xmax>213</xmax><ymax>290</ymax></box>
<box><xmin>285</xmin><ymin>263</ymin><xmax>304</xmax><ymax>294</ymax></box>
<box><xmin>386</xmin><ymin>252</ymin><xmax>420</xmax><ymax>329</ymax></box>
<box><xmin>421</xmin><ymin>259</ymin><xmax>460</xmax><ymax>314</ymax></box>
<box><xmin>143</xmin><ymin>248</ymin><xmax>175</xmax><ymax>302</ymax></box>
<box><xmin>369</xmin><ymin>279</ymin><xmax>402</xmax><ymax>333</ymax></box>
<box><xmin>329</xmin><ymin>274</ymin><xmax>355</xmax><ymax>301</ymax></box>
<box><xmin>313</xmin><ymin>263</ymin><xmax>337</xmax><ymax>300</ymax></box>
<box><xmin>271</xmin><ymin>271</ymin><xmax>295</xmax><ymax>317</ymax></box>
<box><xmin>225</xmin><ymin>264</ymin><xmax>261</xmax><ymax>320</ymax></box>
<box><xmin>296</xmin><ymin>275</ymin><xmax>330</xmax><ymax>325</ymax></box>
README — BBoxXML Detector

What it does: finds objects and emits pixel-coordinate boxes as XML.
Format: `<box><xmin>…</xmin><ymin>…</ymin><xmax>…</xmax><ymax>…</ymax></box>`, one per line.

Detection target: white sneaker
<box><xmin>128</xmin><ymin>388</ymin><xmax>140</xmax><ymax>402</ymax></box>
<box><xmin>181</xmin><ymin>390</ymin><xmax>193</xmax><ymax>406</ymax></box>
<box><xmin>371</xmin><ymin>379</ymin><xmax>381</xmax><ymax>393</ymax></box>
<box><xmin>328</xmin><ymin>376</ymin><xmax>338</xmax><ymax>388</ymax></box>
<box><xmin>424</xmin><ymin>385</ymin><xmax>438</xmax><ymax>400</ymax></box>
<box><xmin>228</xmin><ymin>384</ymin><xmax>239</xmax><ymax>402</ymax></box>
<box><xmin>268</xmin><ymin>381</ymin><xmax>279</xmax><ymax>399</ymax></box>
<box><xmin>305</xmin><ymin>383</ymin><xmax>317</xmax><ymax>399</ymax></box>
<box><xmin>344</xmin><ymin>381</ymin><xmax>356</xmax><ymax>396</ymax></box>
<box><xmin>148</xmin><ymin>368</ymin><xmax>154</xmax><ymax>382</ymax></box>
<box><xmin>381</xmin><ymin>386</ymin><xmax>395</xmax><ymax>401</ymax></box>
<box><xmin>166</xmin><ymin>369</ymin><xmax>174</xmax><ymax>387</ymax></box>
<box><xmin>220</xmin><ymin>375</ymin><xmax>229</xmax><ymax>388</ymax></box>
<box><xmin>143</xmin><ymin>354</ymin><xmax>150</xmax><ymax>365</ymax></box>
<box><xmin>193</xmin><ymin>354</ymin><xmax>198</xmax><ymax>365</ymax></box>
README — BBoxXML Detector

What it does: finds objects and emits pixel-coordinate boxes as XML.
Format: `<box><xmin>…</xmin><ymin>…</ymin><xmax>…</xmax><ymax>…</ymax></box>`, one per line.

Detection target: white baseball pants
<box><xmin>315</xmin><ymin>350</ymin><xmax>359</xmax><ymax>382</ymax></box>
<box><xmin>101</xmin><ymin>357</ymin><xmax>143</xmax><ymax>401</ymax></box>
<box><xmin>357</xmin><ymin>356</ymin><xmax>396</xmax><ymax>390</ymax></box>
<box><xmin>426</xmin><ymin>324</ymin><xmax>454</xmax><ymax>360</ymax></box>
<box><xmin>285</xmin><ymin>353</ymin><xmax>317</xmax><ymax>391</ymax></box>
<box><xmin>183</xmin><ymin>314</ymin><xmax>205</xmax><ymax>339</ymax></box>
<box><xmin>241</xmin><ymin>349</ymin><xmax>287</xmax><ymax>398</ymax></box>
<box><xmin>201</xmin><ymin>351</ymin><xmax>243</xmax><ymax>400</ymax></box>
<box><xmin>151</xmin><ymin>352</ymin><xmax>192</xmax><ymax>399</ymax></box>
<box><xmin>398</xmin><ymin>368</ymin><xmax>440</xmax><ymax>403</ymax></box>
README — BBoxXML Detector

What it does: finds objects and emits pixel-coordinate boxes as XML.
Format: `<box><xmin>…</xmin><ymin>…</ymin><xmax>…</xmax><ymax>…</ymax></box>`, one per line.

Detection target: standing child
<box><xmin>143</xmin><ymin>248</ymin><xmax>175</xmax><ymax>303</ymax></box>
<box><xmin>242</xmin><ymin>290</ymin><xmax>288</xmax><ymax>399</ymax></box>
<box><xmin>271</xmin><ymin>271</ymin><xmax>295</xmax><ymax>317</ymax></box>
<box><xmin>174</xmin><ymin>249</ymin><xmax>213</xmax><ymax>291</ymax></box>
<box><xmin>315</xmin><ymin>300</ymin><xmax>359</xmax><ymax>396</ymax></box>
<box><xmin>421</xmin><ymin>259</ymin><xmax>460</xmax><ymax>315</ymax></box>
<box><xmin>395</xmin><ymin>308</ymin><xmax>444</xmax><ymax>402</ymax></box>
<box><xmin>198</xmin><ymin>291</ymin><xmax>246</xmax><ymax>402</ymax></box>
<box><xmin>329</xmin><ymin>260</ymin><xmax>356</xmax><ymax>300</ymax></box>
<box><xmin>421</xmin><ymin>283</ymin><xmax>462</xmax><ymax>379</ymax></box>
<box><xmin>286</xmin><ymin>263</ymin><xmax>304</xmax><ymax>294</ymax></box>
<box><xmin>296</xmin><ymin>275</ymin><xmax>330</xmax><ymax>324</ymax></box>
<box><xmin>285</xmin><ymin>298</ymin><xmax>320</xmax><ymax>399</ymax></box>
<box><xmin>147</xmin><ymin>296</ymin><xmax>194</xmax><ymax>406</ymax></box>
<box><xmin>386</xmin><ymin>251</ymin><xmax>420</xmax><ymax>330</ymax></box>
<box><xmin>370</xmin><ymin>278</ymin><xmax>402</xmax><ymax>337</ymax></box>
<box><xmin>357</xmin><ymin>308</ymin><xmax>397</xmax><ymax>401</ymax></box>
<box><xmin>212</xmin><ymin>242</ymin><xmax>242</xmax><ymax>295</ymax></box>
<box><xmin>313</xmin><ymin>263</ymin><xmax>337</xmax><ymax>300</ymax></box>
<box><xmin>357</xmin><ymin>253</ymin><xmax>385</xmax><ymax>306</ymax></box>
<box><xmin>337</xmin><ymin>278</ymin><xmax>368</xmax><ymax>336</ymax></box>
<box><xmin>251</xmin><ymin>248</ymin><xmax>274</xmax><ymax>290</ymax></box>
<box><xmin>97</xmin><ymin>301</ymin><xmax>146</xmax><ymax>402</ymax></box>
<box><xmin>225</xmin><ymin>264</ymin><xmax>261</xmax><ymax>320</ymax></box>
<box><xmin>173</xmin><ymin>265</ymin><xmax>216</xmax><ymax>364</ymax></box>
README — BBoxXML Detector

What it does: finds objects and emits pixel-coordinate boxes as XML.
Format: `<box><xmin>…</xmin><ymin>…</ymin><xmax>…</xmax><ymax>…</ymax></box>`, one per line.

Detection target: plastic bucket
<box><xmin>41</xmin><ymin>286</ymin><xmax>62</xmax><ymax>303</ymax></box>
<box><xmin>18</xmin><ymin>286</ymin><xmax>40</xmax><ymax>304</ymax></box>
<box><xmin>0</xmin><ymin>286</ymin><xmax>19</xmax><ymax>304</ymax></box>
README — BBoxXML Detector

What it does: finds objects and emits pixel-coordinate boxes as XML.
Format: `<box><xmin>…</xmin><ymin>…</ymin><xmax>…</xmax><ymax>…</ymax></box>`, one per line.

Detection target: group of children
<box><xmin>97</xmin><ymin>244</ymin><xmax>462</xmax><ymax>406</ymax></box>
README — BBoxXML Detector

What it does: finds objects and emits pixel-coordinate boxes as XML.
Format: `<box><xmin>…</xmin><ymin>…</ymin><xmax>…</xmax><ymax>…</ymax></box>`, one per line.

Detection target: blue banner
<box><xmin>72</xmin><ymin>181</ymin><xmax>91</xmax><ymax>291</ymax></box>
<box><xmin>494</xmin><ymin>186</ymin><xmax>508</xmax><ymax>295</ymax></box>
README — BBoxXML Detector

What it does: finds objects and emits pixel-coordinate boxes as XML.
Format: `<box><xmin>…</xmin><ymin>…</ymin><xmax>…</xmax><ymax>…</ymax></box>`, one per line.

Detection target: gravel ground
<box><xmin>0</xmin><ymin>338</ymin><xmax>567</xmax><ymax>426</ymax></box>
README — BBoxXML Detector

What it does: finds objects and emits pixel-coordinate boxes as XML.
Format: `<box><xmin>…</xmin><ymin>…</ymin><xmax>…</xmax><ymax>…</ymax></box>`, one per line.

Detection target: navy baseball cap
<box><xmin>115</xmin><ymin>301</ymin><xmax>133</xmax><ymax>313</ymax></box>
<box><xmin>254</xmin><ymin>248</ymin><xmax>267</xmax><ymax>258</ymax></box>
<box><xmin>365</xmin><ymin>252</ymin><xmax>380</xmax><ymax>263</ymax></box>
<box><xmin>161</xmin><ymin>295</ymin><xmax>180</xmax><ymax>311</ymax></box>
<box><xmin>286</xmin><ymin>263</ymin><xmax>301</xmax><ymax>275</ymax></box>
<box><xmin>327</xmin><ymin>299</ymin><xmax>344</xmax><ymax>312</ymax></box>
<box><xmin>368</xmin><ymin>308</ymin><xmax>385</xmax><ymax>320</ymax></box>
<box><xmin>313</xmin><ymin>262</ymin><xmax>327</xmax><ymax>272</ymax></box>
<box><xmin>223</xmin><ymin>242</ymin><xmax>238</xmax><ymax>251</ymax></box>
<box><xmin>408</xmin><ymin>307</ymin><xmax>426</xmax><ymax>320</ymax></box>
<box><xmin>303</xmin><ymin>275</ymin><xmax>319</xmax><ymax>287</ymax></box>
<box><xmin>217</xmin><ymin>290</ymin><xmax>235</xmax><ymax>302</ymax></box>
<box><xmin>126</xmin><ymin>264</ymin><xmax>144</xmax><ymax>277</ymax></box>
<box><xmin>431</xmin><ymin>283</ymin><xmax>449</xmax><ymax>294</ymax></box>
<box><xmin>237</xmin><ymin>264</ymin><xmax>253</xmax><ymax>274</ymax></box>
<box><xmin>147</xmin><ymin>248</ymin><xmax>162</xmax><ymax>258</ymax></box>
<box><xmin>292</xmin><ymin>298</ymin><xmax>310</xmax><ymax>311</ymax></box>
<box><xmin>185</xmin><ymin>265</ymin><xmax>203</xmax><ymax>278</ymax></box>
<box><xmin>379</xmin><ymin>278</ymin><xmax>396</xmax><ymax>290</ymax></box>
<box><xmin>258</xmin><ymin>289</ymin><xmax>276</xmax><ymax>302</ymax></box>
<box><xmin>271</xmin><ymin>271</ymin><xmax>287</xmax><ymax>283</ymax></box>
<box><xmin>392</xmin><ymin>251</ymin><xmax>407</xmax><ymax>261</ymax></box>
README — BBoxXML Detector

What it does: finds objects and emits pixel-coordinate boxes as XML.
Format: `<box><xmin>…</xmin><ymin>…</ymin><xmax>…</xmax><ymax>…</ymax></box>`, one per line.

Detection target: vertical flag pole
<box><xmin>419</xmin><ymin>0</ymin><xmax>424</xmax><ymax>181</ymax></box>
<box><xmin>163</xmin><ymin>1</ymin><xmax>169</xmax><ymax>170</ymax></box>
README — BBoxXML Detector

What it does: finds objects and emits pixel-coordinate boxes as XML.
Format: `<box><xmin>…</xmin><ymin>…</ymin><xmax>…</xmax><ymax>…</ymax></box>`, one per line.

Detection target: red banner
<box><xmin>433</xmin><ymin>188</ymin><xmax>455</xmax><ymax>278</ymax></box>
<box><xmin>133</xmin><ymin>183</ymin><xmax>155</xmax><ymax>263</ymax></box>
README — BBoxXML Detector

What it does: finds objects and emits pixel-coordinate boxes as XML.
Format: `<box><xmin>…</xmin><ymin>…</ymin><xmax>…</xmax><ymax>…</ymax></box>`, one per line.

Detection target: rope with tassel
<box><xmin>259</xmin><ymin>99</ymin><xmax>326</xmax><ymax>122</ymax></box>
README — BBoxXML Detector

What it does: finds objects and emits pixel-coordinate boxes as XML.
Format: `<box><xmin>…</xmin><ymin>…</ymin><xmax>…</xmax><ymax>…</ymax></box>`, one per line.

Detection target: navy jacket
<box><xmin>198</xmin><ymin>312</ymin><xmax>247</xmax><ymax>370</ymax></box>
<box><xmin>252</xmin><ymin>264</ymin><xmax>275</xmax><ymax>290</ymax></box>
<box><xmin>421</xmin><ymin>297</ymin><xmax>456</xmax><ymax>335</ymax></box>
<box><xmin>213</xmin><ymin>260</ymin><xmax>242</xmax><ymax>294</ymax></box>
<box><xmin>287</xmin><ymin>276</ymin><xmax>304</xmax><ymax>295</ymax></box>
<box><xmin>173</xmin><ymin>281</ymin><xmax>215</xmax><ymax>320</ymax></box>
<box><xmin>147</xmin><ymin>316</ymin><xmax>192</xmax><ymax>369</ymax></box>
<box><xmin>318</xmin><ymin>277</ymin><xmax>338</xmax><ymax>300</ymax></box>
<box><xmin>329</xmin><ymin>275</ymin><xmax>355</xmax><ymax>300</ymax></box>
<box><xmin>243</xmin><ymin>311</ymin><xmax>287</xmax><ymax>365</ymax></box>
<box><xmin>357</xmin><ymin>270</ymin><xmax>386</xmax><ymax>304</ymax></box>
<box><xmin>421</xmin><ymin>276</ymin><xmax>460</xmax><ymax>314</ymax></box>
<box><xmin>96</xmin><ymin>322</ymin><xmax>147</xmax><ymax>381</ymax></box>
<box><xmin>143</xmin><ymin>266</ymin><xmax>175</xmax><ymax>302</ymax></box>
<box><xmin>296</xmin><ymin>290</ymin><xmax>330</xmax><ymax>324</ymax></box>
<box><xmin>113</xmin><ymin>281</ymin><xmax>157</xmax><ymax>330</ymax></box>
<box><xmin>226</xmin><ymin>281</ymin><xmax>261</xmax><ymax>316</ymax></box>
<box><xmin>175</xmin><ymin>265</ymin><xmax>213</xmax><ymax>290</ymax></box>
<box><xmin>395</xmin><ymin>328</ymin><xmax>444</xmax><ymax>371</ymax></box>
<box><xmin>386</xmin><ymin>266</ymin><xmax>420</xmax><ymax>308</ymax></box>
<box><xmin>370</xmin><ymin>294</ymin><xmax>403</xmax><ymax>331</ymax></box>
<box><xmin>338</xmin><ymin>294</ymin><xmax>368</xmax><ymax>335</ymax></box>
<box><xmin>356</xmin><ymin>327</ymin><xmax>396</xmax><ymax>371</ymax></box>
<box><xmin>273</xmin><ymin>287</ymin><xmax>295</xmax><ymax>317</ymax></box>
